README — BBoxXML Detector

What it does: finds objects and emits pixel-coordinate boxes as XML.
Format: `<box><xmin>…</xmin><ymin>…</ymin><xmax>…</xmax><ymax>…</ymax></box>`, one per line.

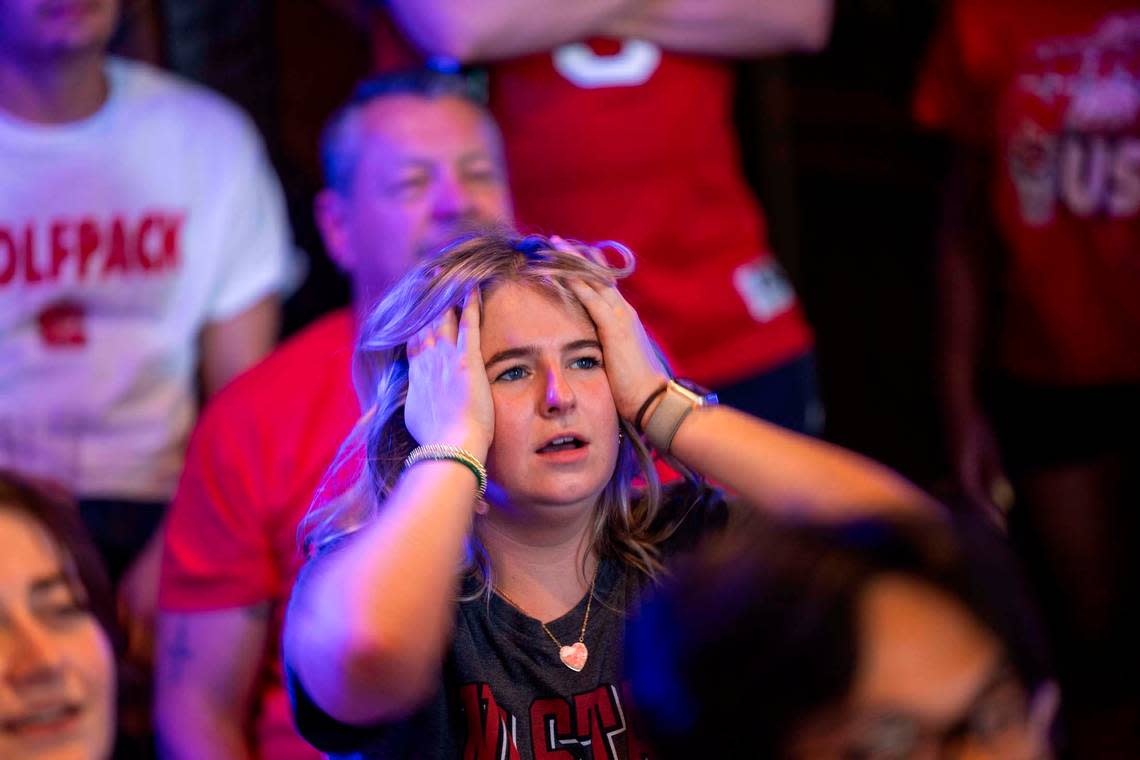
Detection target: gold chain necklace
<box><xmin>494</xmin><ymin>565</ymin><xmax>598</xmax><ymax>672</ymax></box>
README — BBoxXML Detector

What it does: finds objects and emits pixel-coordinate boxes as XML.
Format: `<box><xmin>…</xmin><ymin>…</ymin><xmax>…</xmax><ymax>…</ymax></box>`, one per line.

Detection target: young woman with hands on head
<box><xmin>283</xmin><ymin>230</ymin><xmax>936</xmax><ymax>759</ymax></box>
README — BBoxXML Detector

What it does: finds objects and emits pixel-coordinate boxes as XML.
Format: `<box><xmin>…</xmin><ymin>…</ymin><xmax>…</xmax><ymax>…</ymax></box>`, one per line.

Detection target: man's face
<box><xmin>0</xmin><ymin>0</ymin><xmax>118</xmax><ymax>62</ymax></box>
<box><xmin>319</xmin><ymin>94</ymin><xmax>513</xmax><ymax>310</ymax></box>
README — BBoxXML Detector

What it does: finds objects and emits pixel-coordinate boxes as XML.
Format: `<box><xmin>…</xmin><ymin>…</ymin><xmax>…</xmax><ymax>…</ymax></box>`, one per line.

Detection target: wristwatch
<box><xmin>643</xmin><ymin>379</ymin><xmax>718</xmax><ymax>453</ymax></box>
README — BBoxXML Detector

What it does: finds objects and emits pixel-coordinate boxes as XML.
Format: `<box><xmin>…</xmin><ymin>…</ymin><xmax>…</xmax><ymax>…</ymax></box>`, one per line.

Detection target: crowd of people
<box><xmin>0</xmin><ymin>0</ymin><xmax>1136</xmax><ymax>758</ymax></box>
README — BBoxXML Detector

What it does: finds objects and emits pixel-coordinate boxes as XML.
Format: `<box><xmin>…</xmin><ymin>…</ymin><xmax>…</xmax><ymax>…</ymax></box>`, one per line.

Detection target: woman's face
<box><xmin>788</xmin><ymin>575</ymin><xmax>1053</xmax><ymax>760</ymax></box>
<box><xmin>0</xmin><ymin>507</ymin><xmax>115</xmax><ymax>760</ymax></box>
<box><xmin>479</xmin><ymin>281</ymin><xmax>621</xmax><ymax>515</ymax></box>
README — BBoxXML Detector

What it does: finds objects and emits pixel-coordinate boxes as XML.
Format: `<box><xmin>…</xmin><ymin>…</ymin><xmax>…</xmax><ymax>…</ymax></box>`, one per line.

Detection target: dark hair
<box><xmin>626</xmin><ymin>514</ymin><xmax>1052</xmax><ymax>758</ymax></box>
<box><xmin>0</xmin><ymin>469</ymin><xmax>120</xmax><ymax>652</ymax></box>
<box><xmin>320</xmin><ymin>67</ymin><xmax>492</xmax><ymax>193</ymax></box>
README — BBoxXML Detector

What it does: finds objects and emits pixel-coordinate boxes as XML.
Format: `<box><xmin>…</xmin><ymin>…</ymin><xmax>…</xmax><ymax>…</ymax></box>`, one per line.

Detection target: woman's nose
<box><xmin>543</xmin><ymin>368</ymin><xmax>576</xmax><ymax>413</ymax></box>
<box><xmin>5</xmin><ymin>616</ymin><xmax>66</xmax><ymax>687</ymax></box>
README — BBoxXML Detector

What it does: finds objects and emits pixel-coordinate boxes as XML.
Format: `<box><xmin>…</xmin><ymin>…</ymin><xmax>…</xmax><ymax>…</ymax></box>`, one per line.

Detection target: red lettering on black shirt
<box><xmin>459</xmin><ymin>683</ymin><xmax>522</xmax><ymax>760</ymax></box>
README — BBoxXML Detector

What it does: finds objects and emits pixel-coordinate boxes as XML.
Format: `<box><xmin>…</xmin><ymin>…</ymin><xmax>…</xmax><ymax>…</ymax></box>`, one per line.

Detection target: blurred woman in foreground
<box><xmin>629</xmin><ymin>514</ymin><xmax>1059</xmax><ymax>759</ymax></box>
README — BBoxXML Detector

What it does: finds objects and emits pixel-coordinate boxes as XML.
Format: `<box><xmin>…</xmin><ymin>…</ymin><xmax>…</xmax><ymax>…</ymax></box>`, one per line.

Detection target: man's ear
<box><xmin>315</xmin><ymin>188</ymin><xmax>354</xmax><ymax>273</ymax></box>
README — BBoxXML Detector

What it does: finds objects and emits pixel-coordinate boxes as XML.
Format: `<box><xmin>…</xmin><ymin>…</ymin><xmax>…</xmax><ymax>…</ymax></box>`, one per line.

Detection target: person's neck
<box><xmin>479</xmin><ymin>501</ymin><xmax>598</xmax><ymax>623</ymax></box>
<box><xmin>0</xmin><ymin>52</ymin><xmax>109</xmax><ymax>125</ymax></box>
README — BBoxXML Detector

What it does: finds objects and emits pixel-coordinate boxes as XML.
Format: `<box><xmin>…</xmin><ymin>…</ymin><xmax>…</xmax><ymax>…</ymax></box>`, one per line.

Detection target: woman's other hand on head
<box><xmin>568</xmin><ymin>279</ymin><xmax>668</xmax><ymax>423</ymax></box>
<box><xmin>404</xmin><ymin>291</ymin><xmax>494</xmax><ymax>460</ymax></box>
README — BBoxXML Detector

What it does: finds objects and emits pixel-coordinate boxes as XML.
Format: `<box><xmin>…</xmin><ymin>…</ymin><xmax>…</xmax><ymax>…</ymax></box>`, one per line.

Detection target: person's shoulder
<box><xmin>200</xmin><ymin>310</ymin><xmax>355</xmax><ymax>426</ymax></box>
<box><xmin>106</xmin><ymin>57</ymin><xmax>262</xmax><ymax>143</ymax></box>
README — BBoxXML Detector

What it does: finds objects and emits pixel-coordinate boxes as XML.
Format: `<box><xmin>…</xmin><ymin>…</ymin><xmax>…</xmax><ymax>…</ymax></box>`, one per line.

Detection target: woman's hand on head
<box><xmin>568</xmin><ymin>279</ymin><xmax>669</xmax><ymax>423</ymax></box>
<box><xmin>404</xmin><ymin>291</ymin><xmax>494</xmax><ymax>461</ymax></box>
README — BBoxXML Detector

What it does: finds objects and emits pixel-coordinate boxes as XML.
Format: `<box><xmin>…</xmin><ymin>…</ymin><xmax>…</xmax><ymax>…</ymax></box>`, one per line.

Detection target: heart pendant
<box><xmin>559</xmin><ymin>642</ymin><xmax>589</xmax><ymax>672</ymax></box>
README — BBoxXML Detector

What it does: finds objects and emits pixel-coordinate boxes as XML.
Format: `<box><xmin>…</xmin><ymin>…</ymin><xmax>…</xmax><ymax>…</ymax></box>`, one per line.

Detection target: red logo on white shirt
<box><xmin>37</xmin><ymin>300</ymin><xmax>87</xmax><ymax>347</ymax></box>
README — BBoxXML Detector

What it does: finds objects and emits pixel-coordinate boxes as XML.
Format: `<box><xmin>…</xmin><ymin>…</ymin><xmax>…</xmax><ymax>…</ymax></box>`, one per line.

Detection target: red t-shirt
<box><xmin>916</xmin><ymin>1</ymin><xmax>1140</xmax><ymax>385</ymax></box>
<box><xmin>372</xmin><ymin>24</ymin><xmax>813</xmax><ymax>386</ymax></box>
<box><xmin>159</xmin><ymin>310</ymin><xmax>358</xmax><ymax>760</ymax></box>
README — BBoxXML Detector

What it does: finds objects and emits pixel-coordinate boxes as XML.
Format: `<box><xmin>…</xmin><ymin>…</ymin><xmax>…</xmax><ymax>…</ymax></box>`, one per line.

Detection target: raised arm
<box><xmin>605</xmin><ymin>0</ymin><xmax>833</xmax><ymax>57</ymax></box>
<box><xmin>386</xmin><ymin>0</ymin><xmax>636</xmax><ymax>62</ymax></box>
<box><xmin>385</xmin><ymin>0</ymin><xmax>832</xmax><ymax>62</ymax></box>
<box><xmin>283</xmin><ymin>294</ymin><xmax>493</xmax><ymax>724</ymax></box>
<box><xmin>569</xmin><ymin>279</ymin><xmax>937</xmax><ymax>519</ymax></box>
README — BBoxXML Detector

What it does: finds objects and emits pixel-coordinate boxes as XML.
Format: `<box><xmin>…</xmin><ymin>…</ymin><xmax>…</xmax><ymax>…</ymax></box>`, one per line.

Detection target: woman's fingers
<box><xmin>435</xmin><ymin>305</ymin><xmax>459</xmax><ymax>345</ymax></box>
<box><xmin>568</xmin><ymin>279</ymin><xmax>609</xmax><ymax>323</ymax></box>
<box><xmin>569</xmin><ymin>277</ymin><xmax>668</xmax><ymax>420</ymax></box>
<box><xmin>457</xmin><ymin>289</ymin><xmax>481</xmax><ymax>355</ymax></box>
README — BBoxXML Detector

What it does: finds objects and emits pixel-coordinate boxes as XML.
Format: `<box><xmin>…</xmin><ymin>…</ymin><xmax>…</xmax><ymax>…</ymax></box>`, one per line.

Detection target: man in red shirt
<box><xmin>375</xmin><ymin>0</ymin><xmax>832</xmax><ymax>433</ymax></box>
<box><xmin>154</xmin><ymin>69</ymin><xmax>514</xmax><ymax>760</ymax></box>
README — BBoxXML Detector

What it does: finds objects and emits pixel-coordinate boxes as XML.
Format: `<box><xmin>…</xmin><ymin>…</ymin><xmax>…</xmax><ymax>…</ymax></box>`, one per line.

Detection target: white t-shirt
<box><xmin>0</xmin><ymin>57</ymin><xmax>293</xmax><ymax>501</ymax></box>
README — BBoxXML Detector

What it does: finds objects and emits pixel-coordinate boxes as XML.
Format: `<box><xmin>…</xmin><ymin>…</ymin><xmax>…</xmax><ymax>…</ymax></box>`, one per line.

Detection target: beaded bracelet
<box><xmin>403</xmin><ymin>444</ymin><xmax>488</xmax><ymax>500</ymax></box>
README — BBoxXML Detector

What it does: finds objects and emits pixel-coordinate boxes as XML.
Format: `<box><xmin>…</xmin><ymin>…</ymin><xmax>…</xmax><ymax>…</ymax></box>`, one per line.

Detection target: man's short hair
<box><xmin>320</xmin><ymin>68</ymin><xmax>490</xmax><ymax>194</ymax></box>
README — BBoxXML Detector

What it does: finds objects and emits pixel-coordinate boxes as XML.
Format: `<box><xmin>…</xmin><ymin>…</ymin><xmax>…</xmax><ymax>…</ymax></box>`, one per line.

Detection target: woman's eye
<box><xmin>36</xmin><ymin>600</ymin><xmax>87</xmax><ymax>625</ymax></box>
<box><xmin>570</xmin><ymin>356</ymin><xmax>601</xmax><ymax>370</ymax></box>
<box><xmin>496</xmin><ymin>366</ymin><xmax>529</xmax><ymax>382</ymax></box>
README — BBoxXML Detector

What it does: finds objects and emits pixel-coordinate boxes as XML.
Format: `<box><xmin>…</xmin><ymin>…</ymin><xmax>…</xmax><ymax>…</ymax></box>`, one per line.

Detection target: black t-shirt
<box><xmin>287</xmin><ymin>482</ymin><xmax>728</xmax><ymax>759</ymax></box>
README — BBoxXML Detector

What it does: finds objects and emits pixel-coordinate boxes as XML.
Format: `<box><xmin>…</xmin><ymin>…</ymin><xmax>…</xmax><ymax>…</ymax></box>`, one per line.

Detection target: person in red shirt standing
<box><xmin>153</xmin><ymin>69</ymin><xmax>514</xmax><ymax>760</ymax></box>
<box><xmin>915</xmin><ymin>3</ymin><xmax>1140</xmax><ymax>755</ymax></box>
<box><xmin>370</xmin><ymin>1</ymin><xmax>832</xmax><ymax>433</ymax></box>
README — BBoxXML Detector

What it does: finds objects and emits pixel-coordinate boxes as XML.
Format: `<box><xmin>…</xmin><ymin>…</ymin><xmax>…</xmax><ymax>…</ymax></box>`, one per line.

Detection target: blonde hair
<box><xmin>301</xmin><ymin>229</ymin><xmax>688</xmax><ymax>594</ymax></box>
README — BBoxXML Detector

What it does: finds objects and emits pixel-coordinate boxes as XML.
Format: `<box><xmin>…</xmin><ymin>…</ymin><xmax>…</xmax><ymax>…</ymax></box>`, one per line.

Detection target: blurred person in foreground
<box><xmin>628</xmin><ymin>513</ymin><xmax>1060</xmax><ymax>759</ymax></box>
<box><xmin>915</xmin><ymin>3</ymin><xmax>1139</xmax><ymax>755</ymax></box>
<box><xmin>345</xmin><ymin>0</ymin><xmax>832</xmax><ymax>432</ymax></box>
<box><xmin>0</xmin><ymin>469</ymin><xmax>119</xmax><ymax>760</ymax></box>
<box><xmin>282</xmin><ymin>230</ymin><xmax>934</xmax><ymax>759</ymax></box>
<box><xmin>155</xmin><ymin>70</ymin><xmax>513</xmax><ymax>760</ymax></box>
<box><xmin>0</xmin><ymin>0</ymin><xmax>294</xmax><ymax>669</ymax></box>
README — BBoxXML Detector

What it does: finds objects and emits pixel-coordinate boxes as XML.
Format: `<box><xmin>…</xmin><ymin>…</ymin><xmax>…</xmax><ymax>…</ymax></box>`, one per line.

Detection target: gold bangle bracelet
<box><xmin>403</xmin><ymin>444</ymin><xmax>488</xmax><ymax>500</ymax></box>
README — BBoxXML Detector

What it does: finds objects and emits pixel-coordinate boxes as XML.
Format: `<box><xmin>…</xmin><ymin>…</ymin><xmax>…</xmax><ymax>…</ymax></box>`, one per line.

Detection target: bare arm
<box><xmin>386</xmin><ymin>0</ymin><xmax>830</xmax><ymax>62</ymax></box>
<box><xmin>606</xmin><ymin>0</ymin><xmax>833</xmax><ymax>57</ymax></box>
<box><xmin>386</xmin><ymin>0</ymin><xmax>635</xmax><ymax>61</ymax></box>
<box><xmin>937</xmin><ymin>147</ymin><xmax>1009</xmax><ymax>513</ymax></box>
<box><xmin>284</xmin><ymin>294</ymin><xmax>493</xmax><ymax>724</ymax></box>
<box><xmin>198</xmin><ymin>295</ymin><xmax>280</xmax><ymax>397</ymax></box>
<box><xmin>285</xmin><ymin>462</ymin><xmax>480</xmax><ymax>724</ymax></box>
<box><xmin>665</xmin><ymin>405</ymin><xmax>935</xmax><ymax>518</ymax></box>
<box><xmin>154</xmin><ymin>606</ymin><xmax>271</xmax><ymax>760</ymax></box>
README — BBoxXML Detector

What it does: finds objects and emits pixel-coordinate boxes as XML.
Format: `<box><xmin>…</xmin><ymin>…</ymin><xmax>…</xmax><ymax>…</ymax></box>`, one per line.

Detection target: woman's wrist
<box><xmin>404</xmin><ymin>444</ymin><xmax>488</xmax><ymax>500</ymax></box>
<box><xmin>432</xmin><ymin>427</ymin><xmax>491</xmax><ymax>463</ymax></box>
<box><xmin>633</xmin><ymin>382</ymin><xmax>669</xmax><ymax>432</ymax></box>
<box><xmin>626</xmin><ymin>374</ymin><xmax>671</xmax><ymax>426</ymax></box>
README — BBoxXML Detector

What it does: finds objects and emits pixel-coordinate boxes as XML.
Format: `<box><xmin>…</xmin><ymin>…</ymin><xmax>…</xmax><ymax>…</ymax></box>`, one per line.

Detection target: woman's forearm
<box><xmin>667</xmin><ymin>404</ymin><xmax>938</xmax><ymax>519</ymax></box>
<box><xmin>284</xmin><ymin>458</ymin><xmax>481</xmax><ymax>724</ymax></box>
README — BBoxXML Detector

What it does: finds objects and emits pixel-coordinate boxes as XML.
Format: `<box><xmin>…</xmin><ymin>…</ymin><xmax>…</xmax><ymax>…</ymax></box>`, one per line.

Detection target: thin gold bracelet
<box><xmin>403</xmin><ymin>444</ymin><xmax>488</xmax><ymax>500</ymax></box>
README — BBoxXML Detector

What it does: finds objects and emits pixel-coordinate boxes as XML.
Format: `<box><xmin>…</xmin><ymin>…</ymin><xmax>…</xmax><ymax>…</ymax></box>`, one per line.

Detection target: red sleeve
<box><xmin>913</xmin><ymin>0</ymin><xmax>1007</xmax><ymax>146</ymax></box>
<box><xmin>159</xmin><ymin>386</ymin><xmax>278</xmax><ymax>611</ymax></box>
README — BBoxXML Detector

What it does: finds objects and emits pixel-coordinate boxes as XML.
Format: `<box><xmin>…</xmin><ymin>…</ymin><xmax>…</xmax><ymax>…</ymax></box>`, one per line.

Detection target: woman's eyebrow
<box><xmin>485</xmin><ymin>346</ymin><xmax>538</xmax><ymax>368</ymax></box>
<box><xmin>563</xmin><ymin>339</ymin><xmax>602</xmax><ymax>353</ymax></box>
<box><xmin>485</xmin><ymin>339</ymin><xmax>601</xmax><ymax>368</ymax></box>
